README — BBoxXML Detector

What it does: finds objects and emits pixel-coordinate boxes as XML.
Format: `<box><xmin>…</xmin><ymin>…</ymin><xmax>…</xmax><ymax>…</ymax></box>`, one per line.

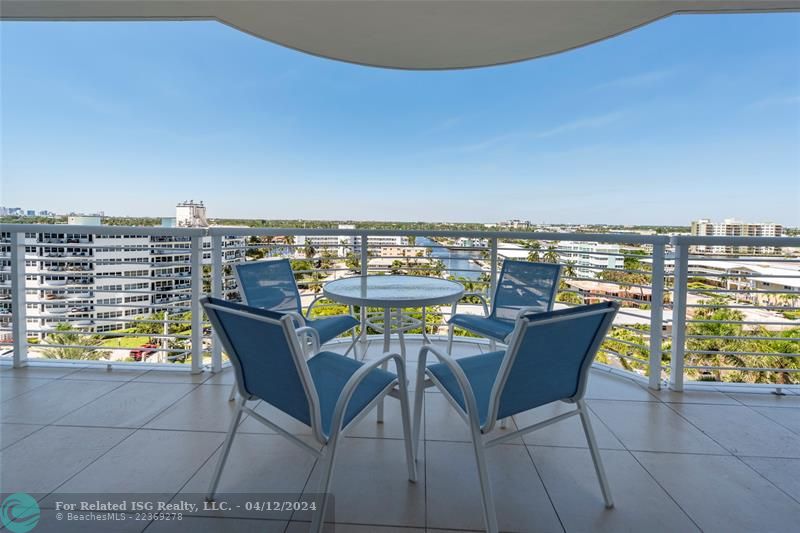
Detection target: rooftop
<box><xmin>3</xmin><ymin>336</ymin><xmax>800</xmax><ymax>532</ymax></box>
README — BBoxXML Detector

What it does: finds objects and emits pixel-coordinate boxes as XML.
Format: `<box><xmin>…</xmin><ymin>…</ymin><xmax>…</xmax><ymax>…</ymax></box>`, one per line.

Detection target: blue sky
<box><xmin>1</xmin><ymin>13</ymin><xmax>798</xmax><ymax>225</ymax></box>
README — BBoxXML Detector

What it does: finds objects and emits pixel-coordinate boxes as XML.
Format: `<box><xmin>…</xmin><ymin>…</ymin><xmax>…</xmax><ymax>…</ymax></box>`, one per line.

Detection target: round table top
<box><xmin>323</xmin><ymin>275</ymin><xmax>465</xmax><ymax>308</ymax></box>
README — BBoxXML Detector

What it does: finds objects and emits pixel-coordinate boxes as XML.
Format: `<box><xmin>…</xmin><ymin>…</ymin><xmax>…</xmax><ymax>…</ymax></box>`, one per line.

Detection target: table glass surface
<box><xmin>323</xmin><ymin>275</ymin><xmax>464</xmax><ymax>307</ymax></box>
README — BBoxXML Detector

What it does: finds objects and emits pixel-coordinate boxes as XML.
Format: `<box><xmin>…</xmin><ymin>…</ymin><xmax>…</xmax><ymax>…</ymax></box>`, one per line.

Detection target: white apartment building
<box><xmin>296</xmin><ymin>224</ymin><xmax>408</xmax><ymax>257</ymax></box>
<box><xmin>0</xmin><ymin>204</ymin><xmax>244</xmax><ymax>340</ymax></box>
<box><xmin>558</xmin><ymin>241</ymin><xmax>624</xmax><ymax>278</ymax></box>
<box><xmin>691</xmin><ymin>218</ymin><xmax>783</xmax><ymax>255</ymax></box>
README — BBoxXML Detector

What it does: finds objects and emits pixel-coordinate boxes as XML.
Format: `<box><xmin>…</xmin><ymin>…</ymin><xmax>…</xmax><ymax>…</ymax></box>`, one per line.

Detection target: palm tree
<box><xmin>41</xmin><ymin>323</ymin><xmax>109</xmax><ymax>360</ymax></box>
<box><xmin>303</xmin><ymin>243</ymin><xmax>316</xmax><ymax>259</ymax></box>
<box><xmin>544</xmin><ymin>245</ymin><xmax>559</xmax><ymax>264</ymax></box>
<box><xmin>526</xmin><ymin>241</ymin><xmax>541</xmax><ymax>262</ymax></box>
<box><xmin>563</xmin><ymin>260</ymin><xmax>577</xmax><ymax>279</ymax></box>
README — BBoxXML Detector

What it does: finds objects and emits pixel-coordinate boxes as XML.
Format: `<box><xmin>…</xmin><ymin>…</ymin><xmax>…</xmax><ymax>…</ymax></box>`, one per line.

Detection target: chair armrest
<box><xmin>304</xmin><ymin>295</ymin><xmax>328</xmax><ymax>318</ymax></box>
<box><xmin>514</xmin><ymin>306</ymin><xmax>542</xmax><ymax>320</ymax></box>
<box><xmin>418</xmin><ymin>344</ymin><xmax>484</xmax><ymax>431</ymax></box>
<box><xmin>327</xmin><ymin>352</ymin><xmax>405</xmax><ymax>441</ymax></box>
<box><xmin>284</xmin><ymin>311</ymin><xmax>306</xmax><ymax>328</ymax></box>
<box><xmin>294</xmin><ymin>326</ymin><xmax>321</xmax><ymax>354</ymax></box>
<box><xmin>451</xmin><ymin>292</ymin><xmax>490</xmax><ymax>317</ymax></box>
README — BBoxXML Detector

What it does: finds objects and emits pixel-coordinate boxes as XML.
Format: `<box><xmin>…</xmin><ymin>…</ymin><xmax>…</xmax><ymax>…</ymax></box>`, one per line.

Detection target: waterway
<box><xmin>416</xmin><ymin>236</ymin><xmax>484</xmax><ymax>280</ymax></box>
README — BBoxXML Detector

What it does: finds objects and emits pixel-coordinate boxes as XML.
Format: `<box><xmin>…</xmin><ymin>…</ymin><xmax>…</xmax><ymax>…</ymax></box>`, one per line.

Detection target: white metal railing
<box><xmin>1</xmin><ymin>223</ymin><xmax>798</xmax><ymax>392</ymax></box>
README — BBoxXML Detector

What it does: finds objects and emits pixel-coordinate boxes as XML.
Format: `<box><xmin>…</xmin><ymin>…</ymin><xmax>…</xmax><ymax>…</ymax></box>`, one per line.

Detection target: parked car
<box><xmin>130</xmin><ymin>343</ymin><xmax>158</xmax><ymax>362</ymax></box>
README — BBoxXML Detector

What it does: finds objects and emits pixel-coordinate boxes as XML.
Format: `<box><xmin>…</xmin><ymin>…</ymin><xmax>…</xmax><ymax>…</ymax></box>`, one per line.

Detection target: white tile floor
<box><xmin>2</xmin><ymin>338</ymin><xmax>800</xmax><ymax>532</ymax></box>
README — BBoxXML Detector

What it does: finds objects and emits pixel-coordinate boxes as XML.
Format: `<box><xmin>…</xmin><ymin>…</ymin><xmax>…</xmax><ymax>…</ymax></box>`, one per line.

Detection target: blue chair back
<box><xmin>489</xmin><ymin>301</ymin><xmax>619</xmax><ymax>423</ymax></box>
<box><xmin>234</xmin><ymin>259</ymin><xmax>302</xmax><ymax>313</ymax></box>
<box><xmin>491</xmin><ymin>260</ymin><xmax>561</xmax><ymax>321</ymax></box>
<box><xmin>201</xmin><ymin>296</ymin><xmax>318</xmax><ymax>428</ymax></box>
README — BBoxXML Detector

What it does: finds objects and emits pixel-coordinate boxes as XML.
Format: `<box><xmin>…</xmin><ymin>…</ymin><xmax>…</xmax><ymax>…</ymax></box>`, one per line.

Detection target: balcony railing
<box><xmin>0</xmin><ymin>222</ymin><xmax>798</xmax><ymax>393</ymax></box>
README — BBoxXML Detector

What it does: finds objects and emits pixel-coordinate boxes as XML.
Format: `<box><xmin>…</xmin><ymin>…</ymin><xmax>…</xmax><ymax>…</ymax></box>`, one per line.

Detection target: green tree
<box><xmin>526</xmin><ymin>240</ymin><xmax>541</xmax><ymax>262</ymax></box>
<box><xmin>543</xmin><ymin>245</ymin><xmax>559</xmax><ymax>264</ymax></box>
<box><xmin>41</xmin><ymin>323</ymin><xmax>109</xmax><ymax>360</ymax></box>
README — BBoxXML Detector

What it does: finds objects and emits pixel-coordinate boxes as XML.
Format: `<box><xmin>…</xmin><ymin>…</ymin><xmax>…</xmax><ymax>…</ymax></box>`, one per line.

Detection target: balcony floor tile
<box><xmin>725</xmin><ymin>391</ymin><xmax>800</xmax><ymax>408</ymax></box>
<box><xmin>738</xmin><ymin>456</ymin><xmax>800</xmax><ymax>503</ymax></box>
<box><xmin>1</xmin><ymin>425</ymin><xmax>132</xmax><ymax>495</ymax></box>
<box><xmin>751</xmin><ymin>405</ymin><xmax>800</xmax><ymax>435</ymax></box>
<box><xmin>589</xmin><ymin>399</ymin><xmax>728</xmax><ymax>454</ymax></box>
<box><xmin>300</xmin><ymin>436</ymin><xmax>426</xmax><ymax>528</ymax></box>
<box><xmin>47</xmin><ymin>429</ymin><xmax>223</xmax><ymax>495</ymax></box>
<box><xmin>425</xmin><ymin>440</ymin><xmax>562</xmax><ymax>532</ymax></box>
<box><xmin>668</xmin><ymin>403</ymin><xmax>800</xmax><ymax>458</ymax></box>
<box><xmin>0</xmin><ymin>378</ymin><xmax>123</xmax><ymax>424</ymax></box>
<box><xmin>634</xmin><ymin>451</ymin><xmax>800</xmax><ymax>533</ymax></box>
<box><xmin>144</xmin><ymin>383</ymin><xmax>245</xmax><ymax>433</ymax></box>
<box><xmin>0</xmin><ymin>376</ymin><xmax>54</xmax><ymax>402</ymax></box>
<box><xmin>513</xmin><ymin>401</ymin><xmax>624</xmax><ymax>450</ymax></box>
<box><xmin>530</xmin><ymin>446</ymin><xmax>699</xmax><ymax>533</ymax></box>
<box><xmin>0</xmin><ymin>422</ymin><xmax>43</xmax><ymax>449</ymax></box>
<box><xmin>54</xmin><ymin>381</ymin><xmax>198</xmax><ymax>428</ymax></box>
<box><xmin>145</xmin><ymin>516</ymin><xmax>286</xmax><ymax>533</ymax></box>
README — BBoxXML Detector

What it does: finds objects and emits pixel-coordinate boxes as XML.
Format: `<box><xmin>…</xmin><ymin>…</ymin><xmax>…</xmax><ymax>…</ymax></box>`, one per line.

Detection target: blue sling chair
<box><xmin>229</xmin><ymin>258</ymin><xmax>360</xmax><ymax>401</ymax></box>
<box><xmin>447</xmin><ymin>260</ymin><xmax>562</xmax><ymax>353</ymax></box>
<box><xmin>414</xmin><ymin>301</ymin><xmax>620</xmax><ymax>533</ymax></box>
<box><xmin>202</xmin><ymin>297</ymin><xmax>417</xmax><ymax>533</ymax></box>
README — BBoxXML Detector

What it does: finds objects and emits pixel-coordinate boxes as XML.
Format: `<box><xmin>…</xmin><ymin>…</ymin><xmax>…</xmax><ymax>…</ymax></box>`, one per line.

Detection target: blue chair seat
<box><xmin>307</xmin><ymin>315</ymin><xmax>359</xmax><ymax>344</ymax></box>
<box><xmin>308</xmin><ymin>351</ymin><xmax>397</xmax><ymax>437</ymax></box>
<box><xmin>427</xmin><ymin>350</ymin><xmax>505</xmax><ymax>427</ymax></box>
<box><xmin>448</xmin><ymin>314</ymin><xmax>515</xmax><ymax>342</ymax></box>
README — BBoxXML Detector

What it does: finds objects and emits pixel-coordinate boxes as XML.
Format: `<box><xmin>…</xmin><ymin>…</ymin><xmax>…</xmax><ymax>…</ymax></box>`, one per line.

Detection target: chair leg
<box><xmin>446</xmin><ymin>323</ymin><xmax>454</xmax><ymax>353</ymax></box>
<box><xmin>489</xmin><ymin>338</ymin><xmax>496</xmax><ymax>352</ymax></box>
<box><xmin>500</xmin><ymin>417</ymin><xmax>508</xmax><ymax>429</ymax></box>
<box><xmin>342</xmin><ymin>330</ymin><xmax>359</xmax><ymax>358</ymax></box>
<box><xmin>469</xmin><ymin>424</ymin><xmax>499</xmax><ymax>533</ymax></box>
<box><xmin>577</xmin><ymin>399</ymin><xmax>614</xmax><ymax>508</ymax></box>
<box><xmin>398</xmin><ymin>377</ymin><xmax>418</xmax><ymax>482</ymax></box>
<box><xmin>227</xmin><ymin>383</ymin><xmax>237</xmax><ymax>402</ymax></box>
<box><xmin>412</xmin><ymin>368</ymin><xmax>426</xmax><ymax>460</ymax></box>
<box><xmin>206</xmin><ymin>397</ymin><xmax>246</xmax><ymax>501</ymax></box>
<box><xmin>310</xmin><ymin>442</ymin><xmax>340</xmax><ymax>533</ymax></box>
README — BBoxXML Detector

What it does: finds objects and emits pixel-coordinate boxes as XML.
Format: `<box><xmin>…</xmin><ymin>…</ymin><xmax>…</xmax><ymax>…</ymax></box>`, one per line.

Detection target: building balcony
<box><xmin>1</xmin><ymin>337</ymin><xmax>799</xmax><ymax>532</ymax></box>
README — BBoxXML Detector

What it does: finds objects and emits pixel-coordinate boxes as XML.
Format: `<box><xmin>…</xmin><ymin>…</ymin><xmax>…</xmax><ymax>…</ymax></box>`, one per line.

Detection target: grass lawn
<box><xmin>100</xmin><ymin>335</ymin><xmax>152</xmax><ymax>349</ymax></box>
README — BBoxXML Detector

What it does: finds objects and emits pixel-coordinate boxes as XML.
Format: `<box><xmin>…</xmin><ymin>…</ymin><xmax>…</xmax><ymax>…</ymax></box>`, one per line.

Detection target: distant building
<box><xmin>690</xmin><ymin>218</ymin><xmax>783</xmax><ymax>255</ymax></box>
<box><xmin>26</xmin><ymin>210</ymin><xmax>36</xmax><ymax>217</ymax></box>
<box><xmin>559</xmin><ymin>241</ymin><xmax>624</xmax><ymax>278</ymax></box>
<box><xmin>0</xmin><ymin>202</ymin><xmax>244</xmax><ymax>339</ymax></box>
<box><xmin>499</xmin><ymin>219</ymin><xmax>531</xmax><ymax>229</ymax></box>
<box><xmin>176</xmin><ymin>200</ymin><xmax>209</xmax><ymax>228</ymax></box>
<box><xmin>296</xmin><ymin>224</ymin><xmax>408</xmax><ymax>257</ymax></box>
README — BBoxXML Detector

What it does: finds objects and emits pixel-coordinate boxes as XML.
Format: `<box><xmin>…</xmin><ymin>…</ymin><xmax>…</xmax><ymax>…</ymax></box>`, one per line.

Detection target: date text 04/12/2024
<box><xmin>53</xmin><ymin>499</ymin><xmax>319</xmax><ymax>513</ymax></box>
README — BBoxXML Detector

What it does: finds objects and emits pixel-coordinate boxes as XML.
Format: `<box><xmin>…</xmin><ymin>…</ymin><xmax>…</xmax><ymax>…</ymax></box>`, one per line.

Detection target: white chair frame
<box><xmin>203</xmin><ymin>300</ymin><xmax>417</xmax><ymax>533</ymax></box>
<box><xmin>414</xmin><ymin>305</ymin><xmax>617</xmax><ymax>533</ymax></box>
<box><xmin>228</xmin><ymin>260</ymin><xmax>360</xmax><ymax>402</ymax></box>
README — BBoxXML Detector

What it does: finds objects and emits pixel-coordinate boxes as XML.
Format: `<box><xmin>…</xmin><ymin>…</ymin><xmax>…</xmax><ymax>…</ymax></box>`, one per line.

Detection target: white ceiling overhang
<box><xmin>2</xmin><ymin>1</ymin><xmax>799</xmax><ymax>69</ymax></box>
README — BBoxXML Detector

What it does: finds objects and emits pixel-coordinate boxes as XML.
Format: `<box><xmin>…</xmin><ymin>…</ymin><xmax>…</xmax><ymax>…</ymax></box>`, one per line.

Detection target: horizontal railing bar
<box><xmin>683</xmin><ymin>365</ymin><xmax>800</xmax><ymax>373</ymax></box>
<box><xmin>686</xmin><ymin>350</ymin><xmax>800</xmax><ymax>357</ymax></box>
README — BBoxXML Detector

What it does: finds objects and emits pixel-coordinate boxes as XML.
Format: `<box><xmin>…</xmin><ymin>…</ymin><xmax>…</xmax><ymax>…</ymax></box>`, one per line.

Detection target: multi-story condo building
<box><xmin>296</xmin><ymin>224</ymin><xmax>408</xmax><ymax>257</ymax></box>
<box><xmin>558</xmin><ymin>241</ymin><xmax>624</xmax><ymax>278</ymax></box>
<box><xmin>0</xmin><ymin>204</ymin><xmax>244</xmax><ymax>340</ymax></box>
<box><xmin>690</xmin><ymin>218</ymin><xmax>783</xmax><ymax>255</ymax></box>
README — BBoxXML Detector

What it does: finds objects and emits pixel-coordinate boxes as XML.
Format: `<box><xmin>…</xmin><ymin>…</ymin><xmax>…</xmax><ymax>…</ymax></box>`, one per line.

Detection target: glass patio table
<box><xmin>323</xmin><ymin>275</ymin><xmax>464</xmax><ymax>421</ymax></box>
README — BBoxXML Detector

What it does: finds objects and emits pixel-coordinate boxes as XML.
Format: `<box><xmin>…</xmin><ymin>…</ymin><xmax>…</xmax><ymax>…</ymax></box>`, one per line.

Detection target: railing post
<box><xmin>648</xmin><ymin>242</ymin><xmax>665</xmax><ymax>390</ymax></box>
<box><xmin>190</xmin><ymin>234</ymin><xmax>203</xmax><ymax>374</ymax></box>
<box><xmin>489</xmin><ymin>237</ymin><xmax>498</xmax><ymax>296</ymax></box>
<box><xmin>359</xmin><ymin>233</ymin><xmax>368</xmax><ymax>276</ymax></box>
<box><xmin>210</xmin><ymin>234</ymin><xmax>223</xmax><ymax>373</ymax></box>
<box><xmin>669</xmin><ymin>240</ymin><xmax>688</xmax><ymax>392</ymax></box>
<box><xmin>10</xmin><ymin>231</ymin><xmax>28</xmax><ymax>368</ymax></box>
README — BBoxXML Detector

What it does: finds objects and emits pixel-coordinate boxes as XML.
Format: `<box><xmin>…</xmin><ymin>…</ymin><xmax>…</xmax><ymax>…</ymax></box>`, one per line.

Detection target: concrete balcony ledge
<box><xmin>2</xmin><ymin>337</ymin><xmax>800</xmax><ymax>532</ymax></box>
